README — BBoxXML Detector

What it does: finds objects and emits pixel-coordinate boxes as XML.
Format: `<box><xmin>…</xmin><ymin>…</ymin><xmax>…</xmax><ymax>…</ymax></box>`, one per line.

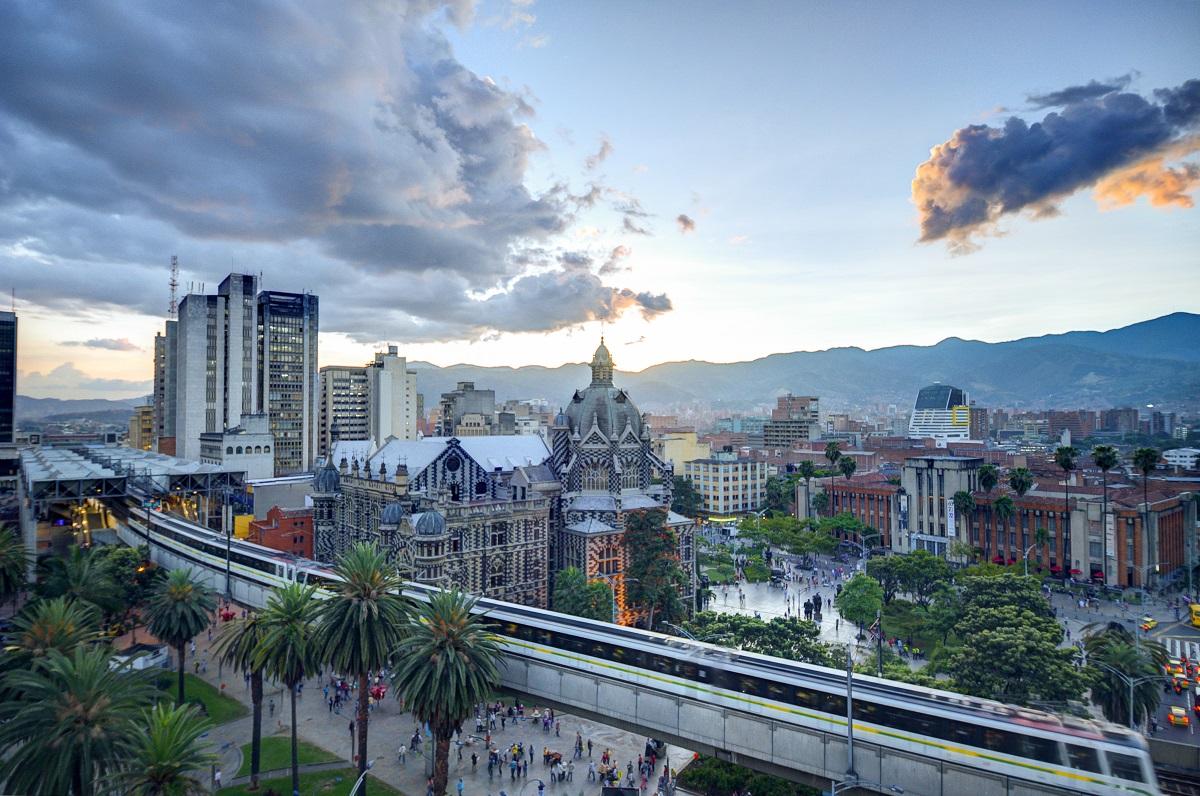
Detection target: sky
<box><xmin>2</xmin><ymin>0</ymin><xmax>1198</xmax><ymax>400</ymax></box>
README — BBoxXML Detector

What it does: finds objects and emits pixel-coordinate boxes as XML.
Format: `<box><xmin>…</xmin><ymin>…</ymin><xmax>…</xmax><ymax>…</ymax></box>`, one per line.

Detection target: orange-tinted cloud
<box><xmin>1094</xmin><ymin>137</ymin><xmax>1200</xmax><ymax>209</ymax></box>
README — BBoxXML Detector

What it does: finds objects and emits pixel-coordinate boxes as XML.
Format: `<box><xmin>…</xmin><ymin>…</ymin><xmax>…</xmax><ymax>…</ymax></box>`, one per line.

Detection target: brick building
<box><xmin>248</xmin><ymin>506</ymin><xmax>313</xmax><ymax>558</ymax></box>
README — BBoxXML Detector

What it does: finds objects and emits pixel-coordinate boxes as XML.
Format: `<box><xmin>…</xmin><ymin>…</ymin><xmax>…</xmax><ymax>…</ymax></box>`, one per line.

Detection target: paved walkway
<box><xmin>175</xmin><ymin>611</ymin><xmax>693</xmax><ymax>795</ymax></box>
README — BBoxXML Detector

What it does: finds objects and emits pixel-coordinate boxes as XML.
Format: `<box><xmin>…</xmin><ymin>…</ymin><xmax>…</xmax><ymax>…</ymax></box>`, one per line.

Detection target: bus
<box><xmin>1190</xmin><ymin>603</ymin><xmax>1200</xmax><ymax>628</ymax></box>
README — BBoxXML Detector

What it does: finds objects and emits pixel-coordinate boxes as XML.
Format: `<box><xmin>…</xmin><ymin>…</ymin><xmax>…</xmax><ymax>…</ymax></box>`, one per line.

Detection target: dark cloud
<box><xmin>599</xmin><ymin>245</ymin><xmax>631</xmax><ymax>275</ymax></box>
<box><xmin>62</xmin><ymin>338</ymin><xmax>142</xmax><ymax>352</ymax></box>
<box><xmin>913</xmin><ymin>78</ymin><xmax>1200</xmax><ymax>252</ymax></box>
<box><xmin>676</xmin><ymin>213</ymin><xmax>696</xmax><ymax>233</ymax></box>
<box><xmin>0</xmin><ymin>1</ymin><xmax>672</xmax><ymax>345</ymax></box>
<box><xmin>1026</xmin><ymin>74</ymin><xmax>1134</xmax><ymax>108</ymax></box>
<box><xmin>622</xmin><ymin>217</ymin><xmax>651</xmax><ymax>236</ymax></box>
<box><xmin>585</xmin><ymin>135</ymin><xmax>613</xmax><ymax>170</ymax></box>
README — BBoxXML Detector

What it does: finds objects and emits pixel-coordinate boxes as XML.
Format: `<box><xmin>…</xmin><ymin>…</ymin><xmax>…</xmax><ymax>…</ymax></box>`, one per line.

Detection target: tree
<box><xmin>837</xmin><ymin>456</ymin><xmax>857</xmax><ymax>488</ymax></box>
<box><xmin>1092</xmin><ymin>445</ymin><xmax>1120</xmax><ymax>583</ymax></box>
<box><xmin>3</xmin><ymin>595</ymin><xmax>101</xmax><ymax>667</ymax></box>
<box><xmin>144</xmin><ymin>568</ymin><xmax>215</xmax><ymax>706</ymax></box>
<box><xmin>951</xmin><ymin>490</ymin><xmax>975</xmax><ymax>552</ymax></box>
<box><xmin>625</xmin><ymin>509</ymin><xmax>687</xmax><ymax>629</ymax></box>
<box><xmin>1133</xmin><ymin>447</ymin><xmax>1160</xmax><ymax>585</ymax></box>
<box><xmin>670</xmin><ymin>475</ymin><xmax>703</xmax><ymax>517</ymax></box>
<box><xmin>553</xmin><ymin>566</ymin><xmax>613</xmax><ymax>621</ymax></box>
<box><xmin>764</xmin><ymin>475</ymin><xmax>790</xmax><ymax>515</ymax></box>
<box><xmin>811</xmin><ymin>491</ymin><xmax>829</xmax><ymax>517</ymax></box>
<box><xmin>114</xmin><ymin>703</ymin><xmax>215</xmax><ymax>796</ymax></box>
<box><xmin>95</xmin><ymin>545</ymin><xmax>156</xmax><ymax>613</ymax></box>
<box><xmin>823</xmin><ymin>443</ymin><xmax>842</xmax><ymax>515</ymax></box>
<box><xmin>316</xmin><ymin>543</ymin><xmax>409</xmax><ymax>793</ymax></box>
<box><xmin>835</xmin><ymin>574</ymin><xmax>883</xmax><ymax>634</ymax></box>
<box><xmin>36</xmin><ymin>545</ymin><xmax>122</xmax><ymax>617</ymax></box>
<box><xmin>925</xmin><ymin>583</ymin><xmax>960</xmax><ymax>645</ymax></box>
<box><xmin>1008</xmin><ymin>467</ymin><xmax>1034</xmax><ymax>559</ymax></box>
<box><xmin>957</xmin><ymin>573</ymin><xmax>1053</xmax><ymax>618</ymax></box>
<box><xmin>0</xmin><ymin>525</ymin><xmax>31</xmax><ymax>611</ymax></box>
<box><xmin>865</xmin><ymin>556</ymin><xmax>903</xmax><ymax>604</ymax></box>
<box><xmin>1053</xmin><ymin>445</ymin><xmax>1078</xmax><ymax>569</ymax></box>
<box><xmin>978</xmin><ymin>464</ymin><xmax>999</xmax><ymax>496</ymax></box>
<box><xmin>212</xmin><ymin>612</ymin><xmax>268</xmax><ymax>789</ymax></box>
<box><xmin>391</xmin><ymin>590</ymin><xmax>502</xmax><ymax>796</ymax></box>
<box><xmin>1084</xmin><ymin>622</ymin><xmax>1167</xmax><ymax>727</ymax></box>
<box><xmin>679</xmin><ymin>612</ymin><xmax>840</xmax><ymax>667</ymax></box>
<box><xmin>796</xmin><ymin>460</ymin><xmax>817</xmax><ymax>518</ymax></box>
<box><xmin>993</xmin><ymin>495</ymin><xmax>1015</xmax><ymax>562</ymax></box>
<box><xmin>0</xmin><ymin>647</ymin><xmax>161</xmax><ymax>796</ymax></box>
<box><xmin>255</xmin><ymin>583</ymin><xmax>321</xmax><ymax>796</ymax></box>
<box><xmin>896</xmin><ymin>549</ymin><xmax>952</xmax><ymax>606</ymax></box>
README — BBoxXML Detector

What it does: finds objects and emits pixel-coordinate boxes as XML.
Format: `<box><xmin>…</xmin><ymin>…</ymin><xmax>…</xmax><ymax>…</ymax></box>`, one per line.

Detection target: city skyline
<box><xmin>3</xmin><ymin>1</ymin><xmax>1198</xmax><ymax>399</ymax></box>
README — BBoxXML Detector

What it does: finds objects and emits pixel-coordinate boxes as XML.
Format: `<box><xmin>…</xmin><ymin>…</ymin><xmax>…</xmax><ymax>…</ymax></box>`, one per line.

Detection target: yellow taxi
<box><xmin>1141</xmin><ymin>615</ymin><xmax>1158</xmax><ymax>632</ymax></box>
<box><xmin>1168</xmin><ymin>706</ymin><xmax>1190</xmax><ymax>727</ymax></box>
<box><xmin>1166</xmin><ymin>658</ymin><xmax>1185</xmax><ymax>676</ymax></box>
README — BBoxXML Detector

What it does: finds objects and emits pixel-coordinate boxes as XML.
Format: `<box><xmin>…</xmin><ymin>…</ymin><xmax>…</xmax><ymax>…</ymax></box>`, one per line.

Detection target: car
<box><xmin>1166</xmin><ymin>658</ymin><xmax>1185</xmax><ymax>676</ymax></box>
<box><xmin>1169</xmin><ymin>706</ymin><xmax>1190</xmax><ymax>727</ymax></box>
<box><xmin>1193</xmin><ymin>688</ymin><xmax>1200</xmax><ymax>715</ymax></box>
<box><xmin>1141</xmin><ymin>616</ymin><xmax>1158</xmax><ymax>631</ymax></box>
<box><xmin>1173</xmin><ymin>675</ymin><xmax>1188</xmax><ymax>694</ymax></box>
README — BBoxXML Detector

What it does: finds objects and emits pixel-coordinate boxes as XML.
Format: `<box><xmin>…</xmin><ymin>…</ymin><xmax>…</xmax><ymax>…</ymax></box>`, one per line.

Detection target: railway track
<box><xmin>1158</xmin><ymin>768</ymin><xmax>1200</xmax><ymax>796</ymax></box>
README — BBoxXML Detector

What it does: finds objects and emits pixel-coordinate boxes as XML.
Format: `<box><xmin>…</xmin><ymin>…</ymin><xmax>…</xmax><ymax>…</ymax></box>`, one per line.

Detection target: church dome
<box><xmin>380</xmin><ymin>502</ymin><xmax>406</xmax><ymax>526</ymax></box>
<box><xmin>564</xmin><ymin>339</ymin><xmax>643</xmax><ymax>440</ymax></box>
<box><xmin>312</xmin><ymin>461</ymin><xmax>340</xmax><ymax>494</ymax></box>
<box><xmin>412</xmin><ymin>510</ymin><xmax>447</xmax><ymax>537</ymax></box>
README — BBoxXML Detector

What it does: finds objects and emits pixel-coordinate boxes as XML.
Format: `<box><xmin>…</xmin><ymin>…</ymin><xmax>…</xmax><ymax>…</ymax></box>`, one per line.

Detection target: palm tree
<box><xmin>993</xmin><ymin>496</ymin><xmax>1015</xmax><ymax>563</ymax></box>
<box><xmin>1092</xmin><ymin>445</ymin><xmax>1120</xmax><ymax>584</ymax></box>
<box><xmin>145</xmin><ymin>568</ymin><xmax>215</xmax><ymax>705</ymax></box>
<box><xmin>255</xmin><ymin>583</ymin><xmax>322</xmax><ymax>796</ymax></box>
<box><xmin>212</xmin><ymin>612</ymin><xmax>268</xmax><ymax>790</ymax></box>
<box><xmin>114</xmin><ymin>702</ymin><xmax>215</xmax><ymax>795</ymax></box>
<box><xmin>837</xmin><ymin>456</ymin><xmax>857</xmax><ymax>525</ymax></box>
<box><xmin>0</xmin><ymin>646</ymin><xmax>161</xmax><ymax>796</ymax></box>
<box><xmin>0</xmin><ymin>525</ymin><xmax>31</xmax><ymax>611</ymax></box>
<box><xmin>392</xmin><ymin>590</ymin><xmax>502</xmax><ymax>796</ymax></box>
<box><xmin>4</xmin><ymin>595</ymin><xmax>100</xmax><ymax>665</ymax></box>
<box><xmin>1008</xmin><ymin>467</ymin><xmax>1034</xmax><ymax>564</ymax></box>
<box><xmin>1132</xmin><ymin>447</ymin><xmax>1160</xmax><ymax>588</ymax></box>
<box><xmin>796</xmin><ymin>460</ymin><xmax>817</xmax><ymax>518</ymax></box>
<box><xmin>952</xmin><ymin>490</ymin><xmax>975</xmax><ymax>554</ymax></box>
<box><xmin>823</xmin><ymin>442</ymin><xmax>842</xmax><ymax>515</ymax></box>
<box><xmin>978</xmin><ymin>464</ymin><xmax>999</xmax><ymax>495</ymax></box>
<box><xmin>1084</xmin><ymin>622</ymin><xmax>1167</xmax><ymax>728</ymax></box>
<box><xmin>317</xmin><ymin>544</ymin><xmax>409</xmax><ymax>793</ymax></box>
<box><xmin>1053</xmin><ymin>446</ymin><xmax>1079</xmax><ymax>575</ymax></box>
<box><xmin>36</xmin><ymin>545</ymin><xmax>122</xmax><ymax>616</ymax></box>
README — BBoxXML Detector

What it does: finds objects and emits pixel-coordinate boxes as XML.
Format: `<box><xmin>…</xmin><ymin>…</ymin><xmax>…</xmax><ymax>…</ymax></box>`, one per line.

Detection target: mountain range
<box><xmin>17</xmin><ymin>312</ymin><xmax>1199</xmax><ymax>420</ymax></box>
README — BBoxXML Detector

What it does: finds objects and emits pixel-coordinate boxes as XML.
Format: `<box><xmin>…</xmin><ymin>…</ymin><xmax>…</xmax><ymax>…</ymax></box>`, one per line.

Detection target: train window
<box><xmin>649</xmin><ymin>655</ymin><xmax>673</xmax><ymax>674</ymax></box>
<box><xmin>943</xmin><ymin>719</ymin><xmax>981</xmax><ymax>748</ymax></box>
<box><xmin>765</xmin><ymin>682</ymin><xmax>789</xmax><ymax>703</ymax></box>
<box><xmin>590</xmin><ymin>642</ymin><xmax>611</xmax><ymax>660</ymax></box>
<box><xmin>673</xmin><ymin>661</ymin><xmax>698</xmax><ymax>680</ymax></box>
<box><xmin>1106</xmin><ymin>752</ymin><xmax>1145</xmax><ymax>782</ymax></box>
<box><xmin>534</xmin><ymin>629</ymin><xmax>553</xmax><ymax>646</ymax></box>
<box><xmin>1012</xmin><ymin>735</ymin><xmax>1061</xmax><ymax>764</ymax></box>
<box><xmin>737</xmin><ymin>676</ymin><xmax>765</xmax><ymax>697</ymax></box>
<box><xmin>1064</xmin><ymin>744</ymin><xmax>1101</xmax><ymax>774</ymax></box>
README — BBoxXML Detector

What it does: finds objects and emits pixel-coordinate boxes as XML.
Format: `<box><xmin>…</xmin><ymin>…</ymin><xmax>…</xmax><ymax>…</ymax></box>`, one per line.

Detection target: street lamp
<box><xmin>1022</xmin><ymin>543</ymin><xmax>1039</xmax><ymax>578</ymax></box>
<box><xmin>348</xmin><ymin>759</ymin><xmax>376</xmax><ymax>796</ymax></box>
<box><xmin>595</xmin><ymin>573</ymin><xmax>638</xmax><ymax>624</ymax></box>
<box><xmin>1092</xmin><ymin>661</ymin><xmax>1175</xmax><ymax>732</ymax></box>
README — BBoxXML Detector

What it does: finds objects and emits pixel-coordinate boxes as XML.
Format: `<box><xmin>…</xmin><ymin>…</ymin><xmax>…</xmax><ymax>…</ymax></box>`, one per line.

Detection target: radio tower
<box><xmin>168</xmin><ymin>255</ymin><xmax>179</xmax><ymax>318</ymax></box>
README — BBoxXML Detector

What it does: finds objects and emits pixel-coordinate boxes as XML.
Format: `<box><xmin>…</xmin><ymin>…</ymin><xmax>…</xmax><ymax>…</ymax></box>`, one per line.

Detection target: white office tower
<box><xmin>173</xmin><ymin>274</ymin><xmax>260</xmax><ymax>462</ymax></box>
<box><xmin>907</xmin><ymin>383</ymin><xmax>971</xmax><ymax>442</ymax></box>
<box><xmin>368</xmin><ymin>345</ymin><xmax>418</xmax><ymax>446</ymax></box>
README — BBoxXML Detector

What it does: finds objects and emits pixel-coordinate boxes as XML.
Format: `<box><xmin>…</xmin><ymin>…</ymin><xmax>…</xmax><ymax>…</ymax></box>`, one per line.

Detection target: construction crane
<box><xmin>168</xmin><ymin>255</ymin><xmax>179</xmax><ymax>318</ymax></box>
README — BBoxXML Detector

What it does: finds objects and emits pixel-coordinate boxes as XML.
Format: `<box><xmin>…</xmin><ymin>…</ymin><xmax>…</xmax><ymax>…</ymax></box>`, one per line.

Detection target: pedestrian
<box><xmin>587</xmin><ymin>738</ymin><xmax>593</xmax><ymax>757</ymax></box>
<box><xmin>399</xmin><ymin>744</ymin><xmax>407</xmax><ymax>765</ymax></box>
<box><xmin>472</xmin><ymin>752</ymin><xmax>478</xmax><ymax>769</ymax></box>
<box><xmin>268</xmin><ymin>698</ymin><xmax>275</xmax><ymax>717</ymax></box>
<box><xmin>555</xmin><ymin>720</ymin><xmax>560</xmax><ymax>736</ymax></box>
<box><xmin>214</xmin><ymin>769</ymin><xmax>222</xmax><ymax>789</ymax></box>
<box><xmin>457</xmin><ymin>777</ymin><xmax>464</xmax><ymax>796</ymax></box>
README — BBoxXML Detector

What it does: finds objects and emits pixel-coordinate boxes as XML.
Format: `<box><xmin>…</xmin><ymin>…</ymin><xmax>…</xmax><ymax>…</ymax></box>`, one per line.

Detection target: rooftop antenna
<box><xmin>168</xmin><ymin>255</ymin><xmax>179</xmax><ymax>318</ymax></box>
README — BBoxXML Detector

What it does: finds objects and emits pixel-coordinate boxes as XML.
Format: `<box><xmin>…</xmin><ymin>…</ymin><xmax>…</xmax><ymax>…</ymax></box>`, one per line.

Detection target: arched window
<box><xmin>236</xmin><ymin>446</ymin><xmax>243</xmax><ymax>455</ymax></box>
<box><xmin>582</xmin><ymin>464</ymin><xmax>609</xmax><ymax>491</ymax></box>
<box><xmin>621</xmin><ymin>465</ymin><xmax>639</xmax><ymax>490</ymax></box>
<box><xmin>264</xmin><ymin>445</ymin><xmax>270</xmax><ymax>453</ymax></box>
<box><xmin>254</xmin><ymin>445</ymin><xmax>262</xmax><ymax>454</ymax></box>
<box><xmin>226</xmin><ymin>446</ymin><xmax>233</xmax><ymax>454</ymax></box>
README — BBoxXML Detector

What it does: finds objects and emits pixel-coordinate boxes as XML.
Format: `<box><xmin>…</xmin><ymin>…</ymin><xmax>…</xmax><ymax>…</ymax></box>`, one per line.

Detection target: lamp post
<box><xmin>348</xmin><ymin>758</ymin><xmax>376</xmax><ymax>796</ymax></box>
<box><xmin>1092</xmin><ymin>661</ymin><xmax>1174</xmax><ymax>732</ymax></box>
<box><xmin>595</xmin><ymin>574</ymin><xmax>638</xmax><ymax>624</ymax></box>
<box><xmin>1022</xmin><ymin>543</ymin><xmax>1039</xmax><ymax>578</ymax></box>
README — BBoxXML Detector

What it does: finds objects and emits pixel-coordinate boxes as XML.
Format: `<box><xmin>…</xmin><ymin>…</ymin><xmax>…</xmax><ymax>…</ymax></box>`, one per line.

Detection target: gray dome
<box><xmin>566</xmin><ymin>385</ymin><xmax>642</xmax><ymax>440</ymax></box>
<box><xmin>313</xmin><ymin>461</ymin><xmax>340</xmax><ymax>494</ymax></box>
<box><xmin>380</xmin><ymin>502</ymin><xmax>406</xmax><ymax>526</ymax></box>
<box><xmin>412</xmin><ymin>510</ymin><xmax>447</xmax><ymax>537</ymax></box>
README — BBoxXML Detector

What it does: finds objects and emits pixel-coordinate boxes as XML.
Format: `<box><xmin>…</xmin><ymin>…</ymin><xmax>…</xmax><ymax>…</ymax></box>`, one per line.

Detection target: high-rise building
<box><xmin>128</xmin><ymin>405</ymin><xmax>154</xmax><ymax>450</ymax></box>
<box><xmin>762</xmin><ymin>394</ymin><xmax>819</xmax><ymax>448</ymax></box>
<box><xmin>437</xmin><ymin>382</ymin><xmax>496</xmax><ymax>436</ymax></box>
<box><xmin>368</xmin><ymin>345</ymin><xmax>418</xmax><ymax>446</ymax></box>
<box><xmin>173</xmin><ymin>274</ymin><xmax>259</xmax><ymax>461</ymax></box>
<box><xmin>152</xmin><ymin>321</ymin><xmax>177</xmax><ymax>452</ymax></box>
<box><xmin>1100</xmin><ymin>407</ymin><xmax>1139</xmax><ymax>433</ymax></box>
<box><xmin>257</xmin><ymin>290</ymin><xmax>318</xmax><ymax>474</ymax></box>
<box><xmin>1045</xmin><ymin>410</ymin><xmax>1096</xmax><ymax>440</ymax></box>
<box><xmin>318</xmin><ymin>364</ymin><xmax>370</xmax><ymax>458</ymax></box>
<box><xmin>0</xmin><ymin>311</ymin><xmax>15</xmax><ymax>445</ymax></box>
<box><xmin>907</xmin><ymin>384</ymin><xmax>971</xmax><ymax>442</ymax></box>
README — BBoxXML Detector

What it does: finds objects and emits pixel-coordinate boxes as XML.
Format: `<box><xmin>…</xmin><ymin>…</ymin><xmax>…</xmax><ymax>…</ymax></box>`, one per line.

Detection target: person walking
<box><xmin>457</xmin><ymin>778</ymin><xmax>464</xmax><ymax>796</ymax></box>
<box><xmin>399</xmin><ymin>744</ymin><xmax>407</xmax><ymax>765</ymax></box>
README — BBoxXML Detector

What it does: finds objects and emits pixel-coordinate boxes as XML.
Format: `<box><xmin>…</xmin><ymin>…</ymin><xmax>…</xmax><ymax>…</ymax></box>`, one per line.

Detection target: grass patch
<box><xmin>679</xmin><ymin>755</ymin><xmax>818</xmax><ymax>796</ymax></box>
<box><xmin>238</xmin><ymin>736</ymin><xmax>340</xmax><ymax>778</ymax></box>
<box><xmin>217</xmin><ymin>768</ymin><xmax>402</xmax><ymax>796</ymax></box>
<box><xmin>154</xmin><ymin>672</ymin><xmax>248</xmax><ymax>725</ymax></box>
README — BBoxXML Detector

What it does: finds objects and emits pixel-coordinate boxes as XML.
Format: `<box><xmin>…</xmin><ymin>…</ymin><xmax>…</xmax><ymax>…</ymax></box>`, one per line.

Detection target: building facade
<box><xmin>128</xmin><ymin>405</ymin><xmax>154</xmax><ymax>451</ymax></box>
<box><xmin>368</xmin><ymin>345</ymin><xmax>419</xmax><ymax>446</ymax></box>
<box><xmin>257</xmin><ymin>291</ymin><xmax>319</xmax><ymax>474</ymax></box>
<box><xmin>683</xmin><ymin>449</ymin><xmax>768</xmax><ymax>516</ymax></box>
<box><xmin>248</xmin><ymin>506</ymin><xmax>314</xmax><ymax>558</ymax></box>
<box><xmin>319</xmin><ymin>364</ymin><xmax>370</xmax><ymax>458</ymax></box>
<box><xmin>152</xmin><ymin>320</ymin><xmax>177</xmax><ymax>452</ymax></box>
<box><xmin>0</xmin><ymin>311</ymin><xmax>16</xmax><ymax>446</ymax></box>
<box><xmin>199</xmin><ymin>413</ymin><xmax>275</xmax><ymax>481</ymax></box>
<box><xmin>653</xmin><ymin>429</ymin><xmax>711</xmax><ymax>471</ymax></box>
<box><xmin>437</xmin><ymin>382</ymin><xmax>497</xmax><ymax>437</ymax></box>
<box><xmin>1164</xmin><ymin>448</ymin><xmax>1200</xmax><ymax>470</ymax></box>
<box><xmin>763</xmin><ymin>394</ymin><xmax>819</xmax><ymax>449</ymax></box>
<box><xmin>907</xmin><ymin>384</ymin><xmax>972</xmax><ymax>442</ymax></box>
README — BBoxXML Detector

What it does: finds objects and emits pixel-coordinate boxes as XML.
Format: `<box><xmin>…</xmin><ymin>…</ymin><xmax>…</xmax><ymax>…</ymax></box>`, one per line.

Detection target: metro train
<box><xmin>112</xmin><ymin>499</ymin><xmax>1160</xmax><ymax>795</ymax></box>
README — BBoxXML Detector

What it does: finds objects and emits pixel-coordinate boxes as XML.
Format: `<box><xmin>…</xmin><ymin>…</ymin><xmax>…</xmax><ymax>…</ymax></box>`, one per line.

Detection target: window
<box><xmin>1065</xmin><ymin>744</ymin><xmax>1101</xmax><ymax>773</ymax></box>
<box><xmin>226</xmin><ymin>446</ymin><xmax>233</xmax><ymax>454</ymax></box>
<box><xmin>582</xmin><ymin>464</ymin><xmax>609</xmax><ymax>491</ymax></box>
<box><xmin>1106</xmin><ymin>752</ymin><xmax>1145</xmax><ymax>782</ymax></box>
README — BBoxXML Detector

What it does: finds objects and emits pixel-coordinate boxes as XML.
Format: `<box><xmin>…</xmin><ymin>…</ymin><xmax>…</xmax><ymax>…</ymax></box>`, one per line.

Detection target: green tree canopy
<box><xmin>1084</xmin><ymin>622</ymin><xmax>1167</xmax><ymax>727</ymax></box>
<box><xmin>3</xmin><ymin>595</ymin><xmax>101</xmax><ymax>667</ymax></box>
<box><xmin>553</xmin><ymin>566</ymin><xmax>614</xmax><ymax>621</ymax></box>
<box><xmin>144</xmin><ymin>568</ymin><xmax>215</xmax><ymax>706</ymax></box>
<box><xmin>835</xmin><ymin>573</ymin><xmax>883</xmax><ymax>629</ymax></box>
<box><xmin>0</xmin><ymin>526</ymin><xmax>31</xmax><ymax>608</ymax></box>
<box><xmin>978</xmin><ymin>464</ymin><xmax>999</xmax><ymax>495</ymax></box>
<box><xmin>764</xmin><ymin>475</ymin><xmax>791</xmax><ymax>514</ymax></box>
<box><xmin>113</xmin><ymin>702</ymin><xmax>215</xmax><ymax>796</ymax></box>
<box><xmin>680</xmin><ymin>612</ymin><xmax>840</xmax><ymax>667</ymax></box>
<box><xmin>36</xmin><ymin>546</ymin><xmax>122</xmax><ymax>617</ymax></box>
<box><xmin>897</xmin><ymin>550</ymin><xmax>952</xmax><ymax>607</ymax></box>
<box><xmin>625</xmin><ymin>509</ymin><xmax>687</xmax><ymax>629</ymax></box>
<box><xmin>865</xmin><ymin>556</ymin><xmax>903</xmax><ymax>603</ymax></box>
<box><xmin>670</xmin><ymin>475</ymin><xmax>704</xmax><ymax>517</ymax></box>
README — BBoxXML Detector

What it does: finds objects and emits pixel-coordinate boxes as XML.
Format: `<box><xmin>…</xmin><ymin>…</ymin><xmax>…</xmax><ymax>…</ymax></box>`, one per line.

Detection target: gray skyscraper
<box><xmin>257</xmin><ymin>291</ymin><xmax>318</xmax><ymax>474</ymax></box>
<box><xmin>173</xmin><ymin>274</ymin><xmax>260</xmax><ymax>461</ymax></box>
<box><xmin>0</xmin><ymin>311</ymin><xmax>15</xmax><ymax>445</ymax></box>
<box><xmin>152</xmin><ymin>320</ymin><xmax>177</xmax><ymax>451</ymax></box>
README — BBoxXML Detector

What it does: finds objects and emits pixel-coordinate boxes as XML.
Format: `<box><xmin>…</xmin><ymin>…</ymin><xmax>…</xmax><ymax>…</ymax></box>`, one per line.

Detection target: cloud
<box><xmin>913</xmin><ymin>78</ymin><xmax>1200</xmax><ymax>252</ymax></box>
<box><xmin>0</xmin><ymin>1</ymin><xmax>672</xmax><ymax>348</ymax></box>
<box><xmin>622</xmin><ymin>217</ymin><xmax>651</xmax><ymax>235</ymax></box>
<box><xmin>599</xmin><ymin>245</ymin><xmax>632</xmax><ymax>275</ymax></box>
<box><xmin>585</xmin><ymin>135</ymin><xmax>613</xmax><ymax>170</ymax></box>
<box><xmin>1026</xmin><ymin>74</ymin><xmax>1135</xmax><ymax>109</ymax></box>
<box><xmin>20</xmin><ymin>362</ymin><xmax>151</xmax><ymax>396</ymax></box>
<box><xmin>676</xmin><ymin>213</ymin><xmax>696</xmax><ymax>233</ymax></box>
<box><xmin>62</xmin><ymin>337</ymin><xmax>142</xmax><ymax>351</ymax></box>
<box><xmin>625</xmin><ymin>335</ymin><xmax>646</xmax><ymax>345</ymax></box>
<box><xmin>728</xmin><ymin>234</ymin><xmax>749</xmax><ymax>245</ymax></box>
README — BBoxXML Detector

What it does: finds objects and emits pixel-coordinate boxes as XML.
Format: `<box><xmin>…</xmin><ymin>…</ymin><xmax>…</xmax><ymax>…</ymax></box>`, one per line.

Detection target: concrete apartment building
<box><xmin>762</xmin><ymin>394</ymin><xmax>819</xmax><ymax>449</ymax></box>
<box><xmin>368</xmin><ymin>345</ymin><xmax>418</xmax><ymax>446</ymax></box>
<box><xmin>257</xmin><ymin>290</ymin><xmax>318</xmax><ymax>474</ymax></box>
<box><xmin>151</xmin><ymin>321</ymin><xmax>177</xmax><ymax>453</ymax></box>
<box><xmin>437</xmin><ymin>381</ymin><xmax>496</xmax><ymax>436</ymax></box>
<box><xmin>199</xmin><ymin>413</ymin><xmax>275</xmax><ymax>480</ymax></box>
<box><xmin>127</xmin><ymin>405</ymin><xmax>154</xmax><ymax>451</ymax></box>
<box><xmin>684</xmin><ymin>447</ymin><xmax>768</xmax><ymax>515</ymax></box>
<box><xmin>318</xmin><ymin>364</ymin><xmax>370</xmax><ymax>458</ymax></box>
